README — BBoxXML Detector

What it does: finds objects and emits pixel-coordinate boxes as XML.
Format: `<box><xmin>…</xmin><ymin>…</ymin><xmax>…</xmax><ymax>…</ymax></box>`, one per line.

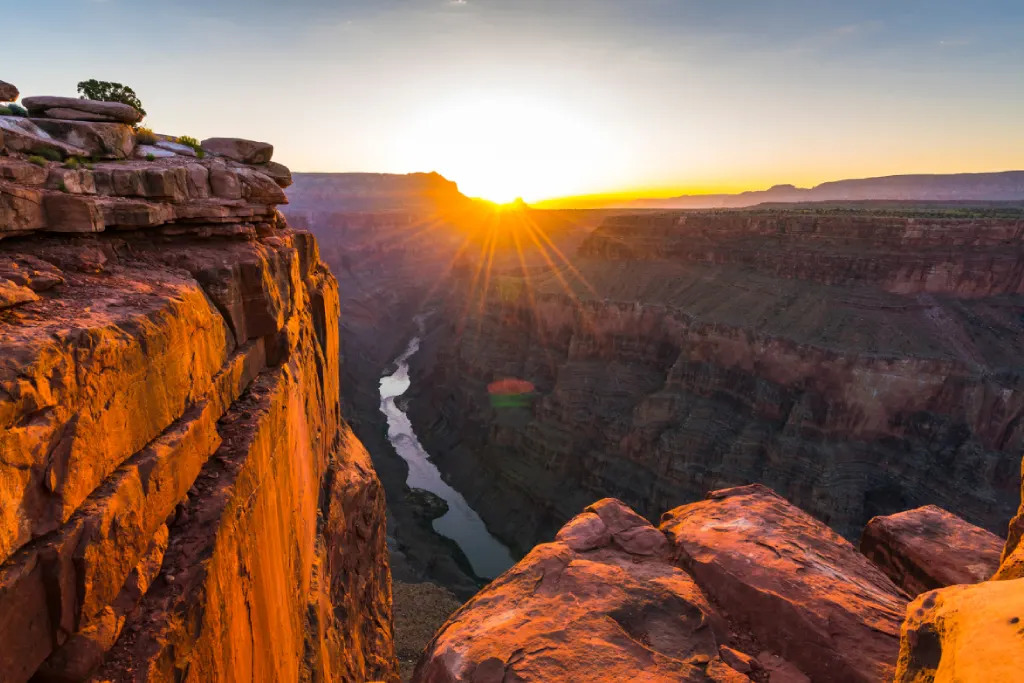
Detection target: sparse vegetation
<box><xmin>6</xmin><ymin>103</ymin><xmax>27</xmax><ymax>117</ymax></box>
<box><xmin>58</xmin><ymin>180</ymin><xmax>69</xmax><ymax>193</ymax></box>
<box><xmin>31</xmin><ymin>148</ymin><xmax>62</xmax><ymax>162</ymax></box>
<box><xmin>28</xmin><ymin>155</ymin><xmax>48</xmax><ymax>167</ymax></box>
<box><xmin>146</xmin><ymin>153</ymin><xmax>156</xmax><ymax>162</ymax></box>
<box><xmin>176</xmin><ymin>135</ymin><xmax>206</xmax><ymax>158</ymax></box>
<box><xmin>77</xmin><ymin>79</ymin><xmax>146</xmax><ymax>118</ymax></box>
<box><xmin>63</xmin><ymin>157</ymin><xmax>80</xmax><ymax>170</ymax></box>
<box><xmin>0</xmin><ymin>106</ymin><xmax>10</xmax><ymax>116</ymax></box>
<box><xmin>136</xmin><ymin>127</ymin><xmax>158</xmax><ymax>145</ymax></box>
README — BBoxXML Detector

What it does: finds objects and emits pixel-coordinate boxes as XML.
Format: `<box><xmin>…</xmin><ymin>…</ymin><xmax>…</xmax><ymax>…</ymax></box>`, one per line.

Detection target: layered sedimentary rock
<box><xmin>0</xmin><ymin>127</ymin><xmax>395</xmax><ymax>682</ymax></box>
<box><xmin>410</xmin><ymin>209</ymin><xmax>1024</xmax><ymax>555</ymax></box>
<box><xmin>860</xmin><ymin>505</ymin><xmax>1003</xmax><ymax>596</ymax></box>
<box><xmin>416</xmin><ymin>488</ymin><xmax>907</xmax><ymax>682</ymax></box>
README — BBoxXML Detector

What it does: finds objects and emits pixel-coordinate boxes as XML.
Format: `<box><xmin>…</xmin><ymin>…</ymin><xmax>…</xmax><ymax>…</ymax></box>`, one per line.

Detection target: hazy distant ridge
<box><xmin>631</xmin><ymin>171</ymin><xmax>1024</xmax><ymax>209</ymax></box>
<box><xmin>286</xmin><ymin>171</ymin><xmax>472</xmax><ymax>212</ymax></box>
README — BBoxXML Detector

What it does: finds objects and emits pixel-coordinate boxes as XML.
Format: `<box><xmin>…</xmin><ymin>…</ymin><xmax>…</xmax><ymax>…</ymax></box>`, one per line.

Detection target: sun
<box><xmin>394</xmin><ymin>93</ymin><xmax>616</xmax><ymax>203</ymax></box>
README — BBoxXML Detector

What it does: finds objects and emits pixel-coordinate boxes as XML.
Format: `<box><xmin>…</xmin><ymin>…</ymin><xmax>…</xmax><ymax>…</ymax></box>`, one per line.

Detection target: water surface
<box><xmin>379</xmin><ymin>322</ymin><xmax>515</xmax><ymax>579</ymax></box>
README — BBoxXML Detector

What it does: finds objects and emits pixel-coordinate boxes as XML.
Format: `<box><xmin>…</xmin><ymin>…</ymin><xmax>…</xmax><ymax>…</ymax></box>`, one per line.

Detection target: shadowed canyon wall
<box><xmin>0</xmin><ymin>126</ymin><xmax>396</xmax><ymax>682</ymax></box>
<box><xmin>409</xmin><ymin>209</ymin><xmax>1024</xmax><ymax>556</ymax></box>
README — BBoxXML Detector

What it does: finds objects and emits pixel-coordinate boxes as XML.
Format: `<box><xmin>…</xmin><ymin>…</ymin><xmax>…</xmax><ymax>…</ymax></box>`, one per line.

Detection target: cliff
<box><xmin>408</xmin><ymin>208</ymin><xmax>1024</xmax><ymax>556</ymax></box>
<box><xmin>0</xmin><ymin>94</ymin><xmax>396</xmax><ymax>682</ymax></box>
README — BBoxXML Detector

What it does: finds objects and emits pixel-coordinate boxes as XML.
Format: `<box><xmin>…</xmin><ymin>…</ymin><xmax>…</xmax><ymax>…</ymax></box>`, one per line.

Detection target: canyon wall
<box><xmin>410</xmin><ymin>209</ymin><xmax>1024</xmax><ymax>555</ymax></box>
<box><xmin>0</xmin><ymin>112</ymin><xmax>396</xmax><ymax>682</ymax></box>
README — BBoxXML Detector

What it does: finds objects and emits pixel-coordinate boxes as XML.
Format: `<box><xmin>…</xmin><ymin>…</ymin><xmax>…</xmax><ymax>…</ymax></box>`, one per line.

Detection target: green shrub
<box><xmin>6</xmin><ymin>103</ymin><xmax>27</xmax><ymax>117</ymax></box>
<box><xmin>64</xmin><ymin>157</ymin><xmax>80</xmax><ymax>169</ymax></box>
<box><xmin>176</xmin><ymin>135</ymin><xmax>205</xmax><ymax>158</ymax></box>
<box><xmin>28</xmin><ymin>155</ymin><xmax>48</xmax><ymax>167</ymax></box>
<box><xmin>146</xmin><ymin>153</ymin><xmax>156</xmax><ymax>162</ymax></box>
<box><xmin>136</xmin><ymin>127</ymin><xmax>158</xmax><ymax>145</ymax></box>
<box><xmin>31</xmin><ymin>147</ymin><xmax>62</xmax><ymax>162</ymax></box>
<box><xmin>77</xmin><ymin>79</ymin><xmax>146</xmax><ymax>118</ymax></box>
<box><xmin>0</xmin><ymin>106</ymin><xmax>11</xmax><ymax>116</ymax></box>
<box><xmin>58</xmin><ymin>180</ymin><xmax>69</xmax><ymax>193</ymax></box>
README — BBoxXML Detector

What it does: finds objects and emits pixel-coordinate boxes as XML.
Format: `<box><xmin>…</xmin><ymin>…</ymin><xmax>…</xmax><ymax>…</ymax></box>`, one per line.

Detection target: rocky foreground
<box><xmin>416</xmin><ymin>483</ymin><xmax>1024</xmax><ymax>682</ymax></box>
<box><xmin>0</xmin><ymin>85</ymin><xmax>395</xmax><ymax>682</ymax></box>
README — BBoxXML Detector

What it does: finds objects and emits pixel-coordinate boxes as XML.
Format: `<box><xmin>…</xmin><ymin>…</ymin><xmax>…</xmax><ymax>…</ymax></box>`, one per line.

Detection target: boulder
<box><xmin>236</xmin><ymin>166</ymin><xmax>288</xmax><ymax>204</ymax></box>
<box><xmin>201</xmin><ymin>137</ymin><xmax>273</xmax><ymax>164</ymax></box>
<box><xmin>0</xmin><ymin>116</ymin><xmax>88</xmax><ymax>159</ymax></box>
<box><xmin>252</xmin><ymin>160</ymin><xmax>292</xmax><ymax>188</ymax></box>
<box><xmin>861</xmin><ymin>505</ymin><xmax>1003</xmax><ymax>596</ymax></box>
<box><xmin>894</xmin><ymin>578</ymin><xmax>1024</xmax><ymax>682</ymax></box>
<box><xmin>0</xmin><ymin>279</ymin><xmax>39</xmax><ymax>309</ymax></box>
<box><xmin>0</xmin><ymin>80</ymin><xmax>18</xmax><ymax>102</ymax></box>
<box><xmin>21</xmin><ymin>96</ymin><xmax>142</xmax><ymax>124</ymax></box>
<box><xmin>0</xmin><ymin>254</ymin><xmax>64</xmax><ymax>292</ymax></box>
<box><xmin>30</xmin><ymin>119</ymin><xmax>135</xmax><ymax>160</ymax></box>
<box><xmin>661</xmin><ymin>484</ymin><xmax>907</xmax><ymax>683</ymax></box>
<box><xmin>414</xmin><ymin>499</ymin><xmax>731</xmax><ymax>682</ymax></box>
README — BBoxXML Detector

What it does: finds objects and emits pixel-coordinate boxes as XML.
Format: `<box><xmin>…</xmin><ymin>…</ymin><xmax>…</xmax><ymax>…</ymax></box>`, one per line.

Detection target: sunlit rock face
<box><xmin>0</xmin><ymin>136</ymin><xmax>396</xmax><ymax>682</ymax></box>
<box><xmin>415</xmin><ymin>488</ymin><xmax>907</xmax><ymax>683</ymax></box>
<box><xmin>409</xmin><ymin>209</ymin><xmax>1024</xmax><ymax>555</ymax></box>
<box><xmin>860</xmin><ymin>505</ymin><xmax>1004</xmax><ymax>596</ymax></box>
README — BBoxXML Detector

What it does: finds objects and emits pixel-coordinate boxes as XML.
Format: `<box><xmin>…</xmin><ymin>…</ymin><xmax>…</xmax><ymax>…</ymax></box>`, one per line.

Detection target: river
<box><xmin>379</xmin><ymin>320</ymin><xmax>516</xmax><ymax>580</ymax></box>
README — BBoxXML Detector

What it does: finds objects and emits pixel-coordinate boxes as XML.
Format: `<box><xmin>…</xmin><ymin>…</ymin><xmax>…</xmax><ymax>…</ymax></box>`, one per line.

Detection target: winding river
<box><xmin>379</xmin><ymin>319</ymin><xmax>515</xmax><ymax>580</ymax></box>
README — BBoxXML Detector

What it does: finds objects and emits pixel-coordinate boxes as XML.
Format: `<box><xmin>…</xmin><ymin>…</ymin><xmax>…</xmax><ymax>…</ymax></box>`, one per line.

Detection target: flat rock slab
<box><xmin>415</xmin><ymin>498</ymin><xmax>751</xmax><ymax>682</ymax></box>
<box><xmin>661</xmin><ymin>484</ymin><xmax>908</xmax><ymax>683</ymax></box>
<box><xmin>21</xmin><ymin>96</ymin><xmax>142</xmax><ymax>125</ymax></box>
<box><xmin>861</xmin><ymin>505</ymin><xmax>1003</xmax><ymax>596</ymax></box>
<box><xmin>895</xmin><ymin>578</ymin><xmax>1024</xmax><ymax>682</ymax></box>
<box><xmin>201</xmin><ymin>137</ymin><xmax>273</xmax><ymax>164</ymax></box>
<box><xmin>0</xmin><ymin>116</ymin><xmax>88</xmax><ymax>159</ymax></box>
<box><xmin>134</xmin><ymin>144</ymin><xmax>176</xmax><ymax>159</ymax></box>
<box><xmin>31</xmin><ymin>119</ymin><xmax>135</xmax><ymax>160</ymax></box>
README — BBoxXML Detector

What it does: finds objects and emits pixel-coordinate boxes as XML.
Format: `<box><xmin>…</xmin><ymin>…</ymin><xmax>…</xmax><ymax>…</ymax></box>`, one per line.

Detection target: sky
<box><xmin>6</xmin><ymin>0</ymin><xmax>1024</xmax><ymax>203</ymax></box>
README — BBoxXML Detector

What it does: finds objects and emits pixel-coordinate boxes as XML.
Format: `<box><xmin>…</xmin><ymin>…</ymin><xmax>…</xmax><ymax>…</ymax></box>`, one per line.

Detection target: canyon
<box><xmin>3</xmin><ymin>80</ymin><xmax>1024</xmax><ymax>683</ymax></box>
<box><xmin>410</xmin><ymin>208</ymin><xmax>1024</xmax><ymax>557</ymax></box>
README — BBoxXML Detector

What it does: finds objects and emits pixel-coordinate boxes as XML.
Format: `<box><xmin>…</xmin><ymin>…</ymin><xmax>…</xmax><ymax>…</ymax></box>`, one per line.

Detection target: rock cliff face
<box><xmin>409</xmin><ymin>209</ymin><xmax>1024</xmax><ymax>556</ymax></box>
<box><xmin>0</xmin><ymin>100</ymin><xmax>396</xmax><ymax>683</ymax></box>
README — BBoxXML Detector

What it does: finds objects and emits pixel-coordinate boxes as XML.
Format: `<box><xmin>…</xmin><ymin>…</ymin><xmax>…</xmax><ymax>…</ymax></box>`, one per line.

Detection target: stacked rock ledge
<box><xmin>0</xmin><ymin>99</ymin><xmax>395</xmax><ymax>683</ymax></box>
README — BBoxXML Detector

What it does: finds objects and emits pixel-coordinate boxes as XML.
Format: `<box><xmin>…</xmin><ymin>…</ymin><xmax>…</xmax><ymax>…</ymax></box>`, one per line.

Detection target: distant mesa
<box><xmin>627</xmin><ymin>170</ymin><xmax>1024</xmax><ymax>209</ymax></box>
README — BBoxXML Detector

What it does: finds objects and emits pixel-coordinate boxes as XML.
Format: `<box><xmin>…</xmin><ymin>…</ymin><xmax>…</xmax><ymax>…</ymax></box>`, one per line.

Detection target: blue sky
<box><xmin>6</xmin><ymin>0</ymin><xmax>1023</xmax><ymax>200</ymax></box>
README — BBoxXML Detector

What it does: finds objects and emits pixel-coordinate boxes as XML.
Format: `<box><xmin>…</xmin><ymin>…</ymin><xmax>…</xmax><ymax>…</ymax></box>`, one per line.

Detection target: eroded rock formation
<box><xmin>410</xmin><ymin>209</ymin><xmax>1024</xmax><ymax>556</ymax></box>
<box><xmin>860</xmin><ymin>505</ymin><xmax>1003</xmax><ymax>596</ymax></box>
<box><xmin>416</xmin><ymin>487</ymin><xmax>908</xmax><ymax>682</ymax></box>
<box><xmin>0</xmin><ymin>106</ymin><xmax>396</xmax><ymax>682</ymax></box>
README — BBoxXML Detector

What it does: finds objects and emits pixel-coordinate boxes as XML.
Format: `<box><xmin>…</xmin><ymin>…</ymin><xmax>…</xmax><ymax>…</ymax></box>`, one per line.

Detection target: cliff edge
<box><xmin>0</xmin><ymin>84</ymin><xmax>397</xmax><ymax>683</ymax></box>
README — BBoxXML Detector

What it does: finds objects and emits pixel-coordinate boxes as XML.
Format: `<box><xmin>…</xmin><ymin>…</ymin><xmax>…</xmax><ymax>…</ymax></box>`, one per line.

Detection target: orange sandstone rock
<box><xmin>414</xmin><ymin>499</ymin><xmax>736</xmax><ymax>683</ymax></box>
<box><xmin>860</xmin><ymin>505</ymin><xmax>1003</xmax><ymax>596</ymax></box>
<box><xmin>894</xmin><ymin>578</ymin><xmax>1024</xmax><ymax>682</ymax></box>
<box><xmin>661</xmin><ymin>484</ymin><xmax>907</xmax><ymax>683</ymax></box>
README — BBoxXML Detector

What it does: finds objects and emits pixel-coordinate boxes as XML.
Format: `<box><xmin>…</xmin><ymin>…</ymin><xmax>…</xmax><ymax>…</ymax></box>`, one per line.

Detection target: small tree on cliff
<box><xmin>77</xmin><ymin>79</ymin><xmax>147</xmax><ymax>118</ymax></box>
